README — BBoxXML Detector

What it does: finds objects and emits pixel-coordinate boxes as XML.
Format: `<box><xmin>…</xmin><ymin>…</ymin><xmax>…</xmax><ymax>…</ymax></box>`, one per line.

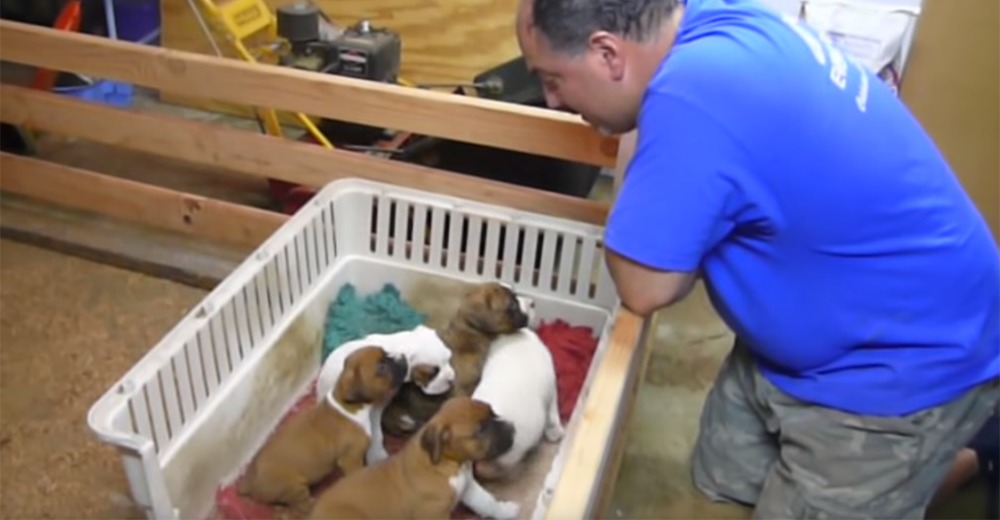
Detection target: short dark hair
<box><xmin>530</xmin><ymin>0</ymin><xmax>681</xmax><ymax>55</ymax></box>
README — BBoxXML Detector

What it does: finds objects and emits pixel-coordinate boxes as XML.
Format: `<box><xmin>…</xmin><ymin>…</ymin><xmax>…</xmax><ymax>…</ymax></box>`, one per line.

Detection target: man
<box><xmin>516</xmin><ymin>0</ymin><xmax>1000</xmax><ymax>518</ymax></box>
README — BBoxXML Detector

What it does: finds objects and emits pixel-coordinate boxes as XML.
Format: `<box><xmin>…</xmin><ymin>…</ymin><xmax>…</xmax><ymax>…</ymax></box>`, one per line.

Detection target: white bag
<box><xmin>799</xmin><ymin>0</ymin><xmax>921</xmax><ymax>94</ymax></box>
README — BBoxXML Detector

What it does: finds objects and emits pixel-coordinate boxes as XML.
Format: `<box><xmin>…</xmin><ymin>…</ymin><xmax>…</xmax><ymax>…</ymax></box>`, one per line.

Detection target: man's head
<box><xmin>516</xmin><ymin>0</ymin><xmax>684</xmax><ymax>135</ymax></box>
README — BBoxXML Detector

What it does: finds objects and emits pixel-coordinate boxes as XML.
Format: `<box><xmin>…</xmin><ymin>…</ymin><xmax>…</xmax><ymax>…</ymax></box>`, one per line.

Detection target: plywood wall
<box><xmin>160</xmin><ymin>0</ymin><xmax>522</xmax><ymax>117</ymax></box>
<box><xmin>900</xmin><ymin>0</ymin><xmax>999</xmax><ymax>243</ymax></box>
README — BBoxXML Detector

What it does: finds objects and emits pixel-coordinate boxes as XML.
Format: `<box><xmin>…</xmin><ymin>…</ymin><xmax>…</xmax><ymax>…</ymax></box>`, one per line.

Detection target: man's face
<box><xmin>516</xmin><ymin>3</ymin><xmax>641</xmax><ymax>135</ymax></box>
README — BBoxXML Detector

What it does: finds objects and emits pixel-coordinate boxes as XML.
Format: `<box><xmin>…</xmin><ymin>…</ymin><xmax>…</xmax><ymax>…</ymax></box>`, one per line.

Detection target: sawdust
<box><xmin>0</xmin><ymin>239</ymin><xmax>207</xmax><ymax>519</ymax></box>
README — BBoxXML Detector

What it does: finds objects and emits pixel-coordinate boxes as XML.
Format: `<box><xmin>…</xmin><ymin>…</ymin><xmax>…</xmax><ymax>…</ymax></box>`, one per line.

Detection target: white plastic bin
<box><xmin>87</xmin><ymin>178</ymin><xmax>621</xmax><ymax>520</ymax></box>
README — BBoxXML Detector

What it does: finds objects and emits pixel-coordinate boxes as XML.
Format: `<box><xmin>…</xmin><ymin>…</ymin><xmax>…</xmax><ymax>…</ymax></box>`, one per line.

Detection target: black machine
<box><xmin>273</xmin><ymin>2</ymin><xmax>402</xmax><ymax>144</ymax></box>
<box><xmin>270</xmin><ymin>2</ymin><xmax>601</xmax><ymax>199</ymax></box>
<box><xmin>275</xmin><ymin>3</ymin><xmax>401</xmax><ymax>83</ymax></box>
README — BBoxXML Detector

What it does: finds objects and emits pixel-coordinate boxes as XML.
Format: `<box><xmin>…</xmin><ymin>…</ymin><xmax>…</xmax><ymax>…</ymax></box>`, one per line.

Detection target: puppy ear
<box><xmin>420</xmin><ymin>424</ymin><xmax>451</xmax><ymax>465</ymax></box>
<box><xmin>341</xmin><ymin>365</ymin><xmax>368</xmax><ymax>404</ymax></box>
<box><xmin>462</xmin><ymin>306</ymin><xmax>498</xmax><ymax>335</ymax></box>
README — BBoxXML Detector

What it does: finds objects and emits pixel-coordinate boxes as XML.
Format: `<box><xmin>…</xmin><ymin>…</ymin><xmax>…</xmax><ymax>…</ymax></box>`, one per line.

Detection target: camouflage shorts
<box><xmin>691</xmin><ymin>340</ymin><xmax>1000</xmax><ymax>520</ymax></box>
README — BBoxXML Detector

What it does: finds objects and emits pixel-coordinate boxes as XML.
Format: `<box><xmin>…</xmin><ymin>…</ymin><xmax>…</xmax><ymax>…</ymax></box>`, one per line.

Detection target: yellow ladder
<box><xmin>191</xmin><ymin>0</ymin><xmax>334</xmax><ymax>148</ymax></box>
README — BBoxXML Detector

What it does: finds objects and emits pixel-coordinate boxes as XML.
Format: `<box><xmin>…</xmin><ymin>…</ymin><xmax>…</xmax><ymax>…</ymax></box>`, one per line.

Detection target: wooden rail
<box><xmin>0</xmin><ymin>19</ymin><xmax>618</xmax><ymax>168</ymax></box>
<box><xmin>0</xmin><ymin>152</ymin><xmax>285</xmax><ymax>248</ymax></box>
<box><xmin>0</xmin><ymin>84</ymin><xmax>610</xmax><ymax>226</ymax></box>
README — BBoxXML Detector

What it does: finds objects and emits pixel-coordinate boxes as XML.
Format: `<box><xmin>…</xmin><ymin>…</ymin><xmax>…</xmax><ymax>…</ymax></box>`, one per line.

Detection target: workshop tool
<box><xmin>185</xmin><ymin>0</ymin><xmax>333</xmax><ymax>147</ymax></box>
<box><xmin>31</xmin><ymin>0</ymin><xmax>83</xmax><ymax>91</ymax></box>
<box><xmin>184</xmin><ymin>0</ymin><xmax>419</xmax><ymax>212</ymax></box>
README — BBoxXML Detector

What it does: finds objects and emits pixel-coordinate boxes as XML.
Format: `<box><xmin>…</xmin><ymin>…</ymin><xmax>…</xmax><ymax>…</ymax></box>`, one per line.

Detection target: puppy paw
<box><xmin>490</xmin><ymin>500</ymin><xmax>520</xmax><ymax>520</ymax></box>
<box><xmin>544</xmin><ymin>423</ymin><xmax>565</xmax><ymax>443</ymax></box>
<box><xmin>367</xmin><ymin>446</ymin><xmax>390</xmax><ymax>463</ymax></box>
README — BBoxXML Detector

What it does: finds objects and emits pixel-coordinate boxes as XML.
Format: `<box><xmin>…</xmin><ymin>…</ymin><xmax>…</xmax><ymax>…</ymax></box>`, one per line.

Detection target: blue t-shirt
<box><xmin>604</xmin><ymin>0</ymin><xmax>1000</xmax><ymax>416</ymax></box>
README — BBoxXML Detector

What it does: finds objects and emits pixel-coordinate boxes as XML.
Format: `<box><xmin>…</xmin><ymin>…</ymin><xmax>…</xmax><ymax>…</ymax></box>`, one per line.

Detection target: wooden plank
<box><xmin>0</xmin><ymin>152</ymin><xmax>285</xmax><ymax>249</ymax></box>
<box><xmin>0</xmin><ymin>194</ymin><xmax>247</xmax><ymax>290</ymax></box>
<box><xmin>161</xmin><ymin>0</ymin><xmax>524</xmax><ymax>117</ymax></box>
<box><xmin>592</xmin><ymin>323</ymin><xmax>655</xmax><ymax>516</ymax></box>
<box><xmin>0</xmin><ymin>83</ymin><xmax>610</xmax><ymax>226</ymax></box>
<box><xmin>544</xmin><ymin>118</ymin><xmax>641</xmax><ymax>519</ymax></box>
<box><xmin>0</xmin><ymin>20</ymin><xmax>619</xmax><ymax>168</ymax></box>
<box><xmin>545</xmin><ymin>310</ymin><xmax>648</xmax><ymax>520</ymax></box>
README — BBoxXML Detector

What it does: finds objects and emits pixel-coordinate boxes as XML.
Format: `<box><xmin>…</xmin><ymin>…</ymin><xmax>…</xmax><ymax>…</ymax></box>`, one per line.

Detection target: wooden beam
<box><xmin>0</xmin><ymin>84</ymin><xmax>610</xmax><ymax>226</ymax></box>
<box><xmin>544</xmin><ymin>116</ymin><xmax>641</xmax><ymax>520</ymax></box>
<box><xmin>545</xmin><ymin>310</ymin><xmax>648</xmax><ymax>520</ymax></box>
<box><xmin>0</xmin><ymin>152</ymin><xmax>286</xmax><ymax>249</ymax></box>
<box><xmin>0</xmin><ymin>20</ymin><xmax>618</xmax><ymax>168</ymax></box>
<box><xmin>0</xmin><ymin>194</ymin><xmax>247</xmax><ymax>290</ymax></box>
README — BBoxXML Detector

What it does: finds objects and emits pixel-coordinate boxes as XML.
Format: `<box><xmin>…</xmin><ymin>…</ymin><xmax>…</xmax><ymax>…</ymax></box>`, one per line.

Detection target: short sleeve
<box><xmin>604</xmin><ymin>92</ymin><xmax>747</xmax><ymax>272</ymax></box>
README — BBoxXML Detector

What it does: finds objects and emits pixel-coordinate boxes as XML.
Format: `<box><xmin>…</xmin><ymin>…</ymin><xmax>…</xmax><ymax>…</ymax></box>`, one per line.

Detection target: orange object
<box><xmin>31</xmin><ymin>0</ymin><xmax>84</xmax><ymax>91</ymax></box>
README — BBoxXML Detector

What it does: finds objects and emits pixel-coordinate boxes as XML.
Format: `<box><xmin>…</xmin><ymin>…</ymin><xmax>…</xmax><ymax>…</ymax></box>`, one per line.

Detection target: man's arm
<box><xmin>605</xmin><ymin>247</ymin><xmax>698</xmax><ymax>317</ymax></box>
<box><xmin>602</xmin><ymin>91</ymin><xmax>747</xmax><ymax>318</ymax></box>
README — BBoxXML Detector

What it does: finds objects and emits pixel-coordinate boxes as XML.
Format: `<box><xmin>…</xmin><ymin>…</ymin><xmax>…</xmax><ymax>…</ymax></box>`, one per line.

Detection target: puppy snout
<box><xmin>512</xmin><ymin>309</ymin><xmax>529</xmax><ymax>329</ymax></box>
<box><xmin>388</xmin><ymin>356</ymin><xmax>409</xmax><ymax>387</ymax></box>
<box><xmin>485</xmin><ymin>418</ymin><xmax>516</xmax><ymax>460</ymax></box>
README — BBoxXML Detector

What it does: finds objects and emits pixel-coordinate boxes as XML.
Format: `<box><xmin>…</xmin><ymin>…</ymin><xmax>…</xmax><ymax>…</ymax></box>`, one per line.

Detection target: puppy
<box><xmin>315</xmin><ymin>324</ymin><xmax>456</xmax><ymax>463</ymax></box>
<box><xmin>308</xmin><ymin>396</ymin><xmax>520</xmax><ymax>520</ymax></box>
<box><xmin>237</xmin><ymin>345</ymin><xmax>408</xmax><ymax>515</ymax></box>
<box><xmin>382</xmin><ymin>283</ymin><xmax>532</xmax><ymax>434</ymax></box>
<box><xmin>471</xmin><ymin>325</ymin><xmax>564</xmax><ymax>481</ymax></box>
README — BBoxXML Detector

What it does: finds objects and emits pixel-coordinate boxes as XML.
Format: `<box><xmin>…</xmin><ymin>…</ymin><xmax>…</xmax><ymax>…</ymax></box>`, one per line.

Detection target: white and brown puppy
<box><xmin>237</xmin><ymin>345</ymin><xmax>408</xmax><ymax>515</ymax></box>
<box><xmin>315</xmin><ymin>324</ymin><xmax>456</xmax><ymax>463</ymax></box>
<box><xmin>471</xmin><ymin>319</ymin><xmax>564</xmax><ymax>481</ymax></box>
<box><xmin>308</xmin><ymin>396</ymin><xmax>520</xmax><ymax>520</ymax></box>
<box><xmin>382</xmin><ymin>282</ymin><xmax>533</xmax><ymax>434</ymax></box>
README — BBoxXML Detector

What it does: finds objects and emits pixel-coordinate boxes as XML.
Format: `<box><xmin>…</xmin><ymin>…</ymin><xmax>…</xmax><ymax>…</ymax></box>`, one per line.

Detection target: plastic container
<box><xmin>54</xmin><ymin>79</ymin><xmax>135</xmax><ymax>108</ymax></box>
<box><xmin>87</xmin><ymin>178</ymin><xmax>620</xmax><ymax>520</ymax></box>
<box><xmin>113</xmin><ymin>0</ymin><xmax>161</xmax><ymax>43</ymax></box>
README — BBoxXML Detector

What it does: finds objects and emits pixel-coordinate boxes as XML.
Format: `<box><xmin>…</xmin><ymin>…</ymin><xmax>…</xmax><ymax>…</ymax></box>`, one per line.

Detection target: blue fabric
<box><xmin>604</xmin><ymin>0</ymin><xmax>1000</xmax><ymax>416</ymax></box>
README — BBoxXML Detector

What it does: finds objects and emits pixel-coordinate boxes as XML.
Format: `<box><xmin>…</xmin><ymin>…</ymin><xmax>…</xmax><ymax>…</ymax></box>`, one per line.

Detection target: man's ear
<box><xmin>420</xmin><ymin>424</ymin><xmax>451</xmax><ymax>465</ymax></box>
<box><xmin>589</xmin><ymin>31</ymin><xmax>626</xmax><ymax>80</ymax></box>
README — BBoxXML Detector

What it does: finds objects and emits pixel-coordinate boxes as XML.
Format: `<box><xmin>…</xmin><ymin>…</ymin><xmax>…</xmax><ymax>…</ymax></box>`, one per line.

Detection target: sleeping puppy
<box><xmin>237</xmin><ymin>345</ymin><xmax>408</xmax><ymax>515</ymax></box>
<box><xmin>315</xmin><ymin>324</ymin><xmax>456</xmax><ymax>463</ymax></box>
<box><xmin>381</xmin><ymin>282</ymin><xmax>532</xmax><ymax>435</ymax></box>
<box><xmin>307</xmin><ymin>396</ymin><xmax>520</xmax><ymax>520</ymax></box>
<box><xmin>471</xmin><ymin>325</ymin><xmax>564</xmax><ymax>482</ymax></box>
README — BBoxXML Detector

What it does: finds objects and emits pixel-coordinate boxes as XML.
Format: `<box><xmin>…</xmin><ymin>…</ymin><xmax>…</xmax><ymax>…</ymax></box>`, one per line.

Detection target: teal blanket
<box><xmin>321</xmin><ymin>283</ymin><xmax>426</xmax><ymax>360</ymax></box>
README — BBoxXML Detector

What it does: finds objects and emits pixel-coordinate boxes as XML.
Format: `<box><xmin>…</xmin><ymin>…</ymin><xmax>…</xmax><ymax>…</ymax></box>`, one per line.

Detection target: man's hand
<box><xmin>604</xmin><ymin>247</ymin><xmax>698</xmax><ymax>318</ymax></box>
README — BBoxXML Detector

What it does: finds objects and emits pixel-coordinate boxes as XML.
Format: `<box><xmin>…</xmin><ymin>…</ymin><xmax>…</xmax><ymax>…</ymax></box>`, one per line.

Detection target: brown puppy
<box><xmin>237</xmin><ymin>345</ymin><xmax>408</xmax><ymax>515</ymax></box>
<box><xmin>308</xmin><ymin>396</ymin><xmax>519</xmax><ymax>520</ymax></box>
<box><xmin>382</xmin><ymin>282</ymin><xmax>530</xmax><ymax>434</ymax></box>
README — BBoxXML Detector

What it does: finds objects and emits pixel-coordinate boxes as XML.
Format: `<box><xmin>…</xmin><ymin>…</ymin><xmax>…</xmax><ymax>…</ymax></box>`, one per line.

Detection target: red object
<box><xmin>268</xmin><ymin>130</ymin><xmax>414</xmax><ymax>215</ymax></box>
<box><xmin>266</xmin><ymin>132</ymin><xmax>324</xmax><ymax>215</ymax></box>
<box><xmin>214</xmin><ymin>320</ymin><xmax>599</xmax><ymax>520</ymax></box>
<box><xmin>536</xmin><ymin>319</ymin><xmax>601</xmax><ymax>423</ymax></box>
<box><xmin>32</xmin><ymin>0</ymin><xmax>84</xmax><ymax>91</ymax></box>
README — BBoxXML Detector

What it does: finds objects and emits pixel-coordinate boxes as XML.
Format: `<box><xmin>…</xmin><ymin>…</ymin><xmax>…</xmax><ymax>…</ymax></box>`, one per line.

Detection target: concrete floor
<box><xmin>0</xmin><ymin>91</ymin><xmax>990</xmax><ymax>519</ymax></box>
